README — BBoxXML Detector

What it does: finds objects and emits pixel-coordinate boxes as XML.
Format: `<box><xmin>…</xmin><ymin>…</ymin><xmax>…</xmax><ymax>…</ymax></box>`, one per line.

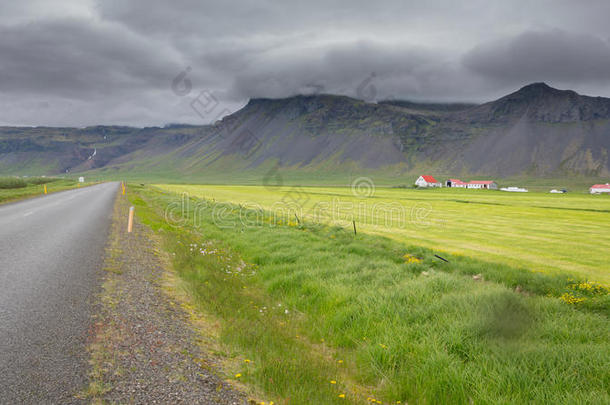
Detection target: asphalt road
<box><xmin>0</xmin><ymin>182</ymin><xmax>119</xmax><ymax>404</ymax></box>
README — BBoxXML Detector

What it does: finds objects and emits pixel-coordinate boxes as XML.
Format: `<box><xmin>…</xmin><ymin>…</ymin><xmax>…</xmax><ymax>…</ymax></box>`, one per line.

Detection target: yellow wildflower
<box><xmin>559</xmin><ymin>292</ymin><xmax>585</xmax><ymax>305</ymax></box>
<box><xmin>403</xmin><ymin>253</ymin><xmax>422</xmax><ymax>264</ymax></box>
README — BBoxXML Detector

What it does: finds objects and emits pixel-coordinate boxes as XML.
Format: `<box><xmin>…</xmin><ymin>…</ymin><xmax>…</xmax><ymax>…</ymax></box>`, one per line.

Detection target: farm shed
<box><xmin>415</xmin><ymin>175</ymin><xmax>442</xmax><ymax>188</ymax></box>
<box><xmin>467</xmin><ymin>180</ymin><xmax>498</xmax><ymax>190</ymax></box>
<box><xmin>445</xmin><ymin>179</ymin><xmax>467</xmax><ymax>188</ymax></box>
<box><xmin>590</xmin><ymin>183</ymin><xmax>610</xmax><ymax>194</ymax></box>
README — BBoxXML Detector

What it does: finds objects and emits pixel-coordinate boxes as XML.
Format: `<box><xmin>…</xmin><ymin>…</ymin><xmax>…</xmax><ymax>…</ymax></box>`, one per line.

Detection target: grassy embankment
<box><xmin>128</xmin><ymin>184</ymin><xmax>609</xmax><ymax>405</ymax></box>
<box><xmin>158</xmin><ymin>185</ymin><xmax>610</xmax><ymax>283</ymax></box>
<box><xmin>0</xmin><ymin>176</ymin><xmax>85</xmax><ymax>204</ymax></box>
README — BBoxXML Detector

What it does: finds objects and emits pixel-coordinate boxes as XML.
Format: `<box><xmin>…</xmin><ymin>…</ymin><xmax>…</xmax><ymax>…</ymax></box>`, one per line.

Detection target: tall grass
<box><xmin>0</xmin><ymin>177</ymin><xmax>27</xmax><ymax>189</ymax></box>
<box><xmin>25</xmin><ymin>177</ymin><xmax>60</xmax><ymax>185</ymax></box>
<box><xmin>129</xmin><ymin>185</ymin><xmax>609</xmax><ymax>405</ymax></box>
<box><xmin>0</xmin><ymin>176</ymin><xmax>61</xmax><ymax>189</ymax></box>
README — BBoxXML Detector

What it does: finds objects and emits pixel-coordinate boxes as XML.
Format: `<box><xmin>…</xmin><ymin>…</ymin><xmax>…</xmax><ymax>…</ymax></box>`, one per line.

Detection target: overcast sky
<box><xmin>1</xmin><ymin>0</ymin><xmax>610</xmax><ymax>127</ymax></box>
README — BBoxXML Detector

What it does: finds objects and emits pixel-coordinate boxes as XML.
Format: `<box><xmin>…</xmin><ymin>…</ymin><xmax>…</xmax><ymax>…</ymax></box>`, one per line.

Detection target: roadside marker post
<box><xmin>122</xmin><ymin>182</ymin><xmax>125</xmax><ymax>195</ymax></box>
<box><xmin>44</xmin><ymin>184</ymin><xmax>47</xmax><ymax>195</ymax></box>
<box><xmin>127</xmin><ymin>206</ymin><xmax>134</xmax><ymax>233</ymax></box>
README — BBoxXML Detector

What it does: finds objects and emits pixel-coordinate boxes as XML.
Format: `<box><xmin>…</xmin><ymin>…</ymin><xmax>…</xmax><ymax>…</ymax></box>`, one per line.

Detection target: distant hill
<box><xmin>1</xmin><ymin>83</ymin><xmax>609</xmax><ymax>179</ymax></box>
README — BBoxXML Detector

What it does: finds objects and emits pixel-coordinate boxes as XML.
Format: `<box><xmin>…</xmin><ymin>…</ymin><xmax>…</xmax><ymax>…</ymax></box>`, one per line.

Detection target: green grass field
<box><xmin>156</xmin><ymin>184</ymin><xmax>610</xmax><ymax>283</ymax></box>
<box><xmin>0</xmin><ymin>177</ymin><xmax>84</xmax><ymax>204</ymax></box>
<box><xmin>84</xmin><ymin>164</ymin><xmax>607</xmax><ymax>193</ymax></box>
<box><xmin>129</xmin><ymin>184</ymin><xmax>609</xmax><ymax>405</ymax></box>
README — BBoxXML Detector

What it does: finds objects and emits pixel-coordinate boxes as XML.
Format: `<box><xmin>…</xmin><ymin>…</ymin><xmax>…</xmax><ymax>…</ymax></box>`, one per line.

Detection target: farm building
<box><xmin>445</xmin><ymin>179</ymin><xmax>467</xmax><ymax>188</ymax></box>
<box><xmin>467</xmin><ymin>180</ymin><xmax>498</xmax><ymax>190</ymax></box>
<box><xmin>590</xmin><ymin>183</ymin><xmax>610</xmax><ymax>194</ymax></box>
<box><xmin>445</xmin><ymin>179</ymin><xmax>498</xmax><ymax>190</ymax></box>
<box><xmin>415</xmin><ymin>175</ymin><xmax>442</xmax><ymax>188</ymax></box>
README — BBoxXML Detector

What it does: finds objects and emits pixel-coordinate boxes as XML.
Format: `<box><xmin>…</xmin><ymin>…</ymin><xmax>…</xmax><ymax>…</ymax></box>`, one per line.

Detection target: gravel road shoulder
<box><xmin>83</xmin><ymin>193</ymin><xmax>247</xmax><ymax>404</ymax></box>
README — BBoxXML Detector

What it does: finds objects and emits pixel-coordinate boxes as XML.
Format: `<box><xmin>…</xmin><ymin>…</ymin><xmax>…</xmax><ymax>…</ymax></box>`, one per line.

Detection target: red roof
<box><xmin>421</xmin><ymin>175</ymin><xmax>438</xmax><ymax>183</ymax></box>
<box><xmin>591</xmin><ymin>184</ymin><xmax>610</xmax><ymax>189</ymax></box>
<box><xmin>449</xmin><ymin>179</ymin><xmax>467</xmax><ymax>185</ymax></box>
<box><xmin>468</xmin><ymin>180</ymin><xmax>495</xmax><ymax>185</ymax></box>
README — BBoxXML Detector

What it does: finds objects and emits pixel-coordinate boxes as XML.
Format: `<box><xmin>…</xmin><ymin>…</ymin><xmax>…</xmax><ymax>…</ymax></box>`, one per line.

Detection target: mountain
<box><xmin>1</xmin><ymin>83</ymin><xmax>609</xmax><ymax>180</ymax></box>
<box><xmin>378</xmin><ymin>100</ymin><xmax>477</xmax><ymax>113</ymax></box>
<box><xmin>461</xmin><ymin>82</ymin><xmax>610</xmax><ymax>123</ymax></box>
<box><xmin>436</xmin><ymin>83</ymin><xmax>610</xmax><ymax>175</ymax></box>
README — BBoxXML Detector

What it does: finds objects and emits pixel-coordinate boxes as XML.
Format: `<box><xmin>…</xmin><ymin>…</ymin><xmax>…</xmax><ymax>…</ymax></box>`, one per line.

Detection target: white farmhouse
<box><xmin>590</xmin><ymin>183</ymin><xmax>610</xmax><ymax>194</ymax></box>
<box><xmin>78</xmin><ymin>176</ymin><xmax>85</xmax><ymax>183</ymax></box>
<box><xmin>415</xmin><ymin>175</ymin><xmax>442</xmax><ymax>188</ymax></box>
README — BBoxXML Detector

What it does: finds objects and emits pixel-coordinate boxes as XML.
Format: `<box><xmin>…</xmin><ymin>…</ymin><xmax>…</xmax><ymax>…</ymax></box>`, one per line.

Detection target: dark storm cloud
<box><xmin>1</xmin><ymin>0</ymin><xmax>610</xmax><ymax>126</ymax></box>
<box><xmin>0</xmin><ymin>18</ymin><xmax>181</xmax><ymax>98</ymax></box>
<box><xmin>228</xmin><ymin>41</ymin><xmax>473</xmax><ymax>101</ymax></box>
<box><xmin>463</xmin><ymin>30</ymin><xmax>610</xmax><ymax>83</ymax></box>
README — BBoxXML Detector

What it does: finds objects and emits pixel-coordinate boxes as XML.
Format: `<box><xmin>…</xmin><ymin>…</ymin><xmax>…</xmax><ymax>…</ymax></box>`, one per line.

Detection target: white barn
<box><xmin>445</xmin><ymin>178</ymin><xmax>467</xmax><ymax>188</ymax></box>
<box><xmin>590</xmin><ymin>183</ymin><xmax>610</xmax><ymax>194</ymax></box>
<box><xmin>415</xmin><ymin>175</ymin><xmax>442</xmax><ymax>188</ymax></box>
<box><xmin>466</xmin><ymin>180</ymin><xmax>498</xmax><ymax>190</ymax></box>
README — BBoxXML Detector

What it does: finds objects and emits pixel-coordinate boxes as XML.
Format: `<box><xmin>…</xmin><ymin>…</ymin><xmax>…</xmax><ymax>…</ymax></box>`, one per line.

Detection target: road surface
<box><xmin>0</xmin><ymin>182</ymin><xmax>119</xmax><ymax>404</ymax></box>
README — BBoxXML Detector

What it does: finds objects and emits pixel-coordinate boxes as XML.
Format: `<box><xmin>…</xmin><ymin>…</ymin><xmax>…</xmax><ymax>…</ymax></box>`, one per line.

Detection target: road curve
<box><xmin>0</xmin><ymin>182</ymin><xmax>119</xmax><ymax>404</ymax></box>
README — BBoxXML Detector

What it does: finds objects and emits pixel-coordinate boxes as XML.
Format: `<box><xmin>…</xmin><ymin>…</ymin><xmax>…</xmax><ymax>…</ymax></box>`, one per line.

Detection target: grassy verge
<box><xmin>128</xmin><ymin>184</ymin><xmax>609</xmax><ymax>404</ymax></box>
<box><xmin>0</xmin><ymin>177</ymin><xmax>87</xmax><ymax>204</ymax></box>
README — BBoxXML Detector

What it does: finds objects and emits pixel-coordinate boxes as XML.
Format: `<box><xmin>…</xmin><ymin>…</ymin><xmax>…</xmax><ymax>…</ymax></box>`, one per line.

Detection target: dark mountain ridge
<box><xmin>1</xmin><ymin>83</ymin><xmax>609</xmax><ymax>178</ymax></box>
<box><xmin>460</xmin><ymin>82</ymin><xmax>610</xmax><ymax>124</ymax></box>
